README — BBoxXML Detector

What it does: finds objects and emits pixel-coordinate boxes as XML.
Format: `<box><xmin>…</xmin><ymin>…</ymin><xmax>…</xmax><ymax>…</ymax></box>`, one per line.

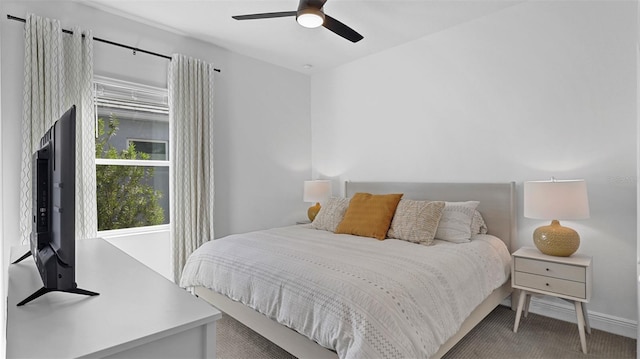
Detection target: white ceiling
<box><xmin>82</xmin><ymin>0</ymin><xmax>522</xmax><ymax>74</ymax></box>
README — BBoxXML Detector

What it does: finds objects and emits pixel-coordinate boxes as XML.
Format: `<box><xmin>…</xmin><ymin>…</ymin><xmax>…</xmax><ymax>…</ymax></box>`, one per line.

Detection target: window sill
<box><xmin>98</xmin><ymin>224</ymin><xmax>169</xmax><ymax>239</ymax></box>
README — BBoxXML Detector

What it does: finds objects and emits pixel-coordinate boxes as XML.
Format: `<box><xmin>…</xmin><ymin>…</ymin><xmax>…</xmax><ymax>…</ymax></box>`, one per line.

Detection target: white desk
<box><xmin>7</xmin><ymin>238</ymin><xmax>221</xmax><ymax>358</ymax></box>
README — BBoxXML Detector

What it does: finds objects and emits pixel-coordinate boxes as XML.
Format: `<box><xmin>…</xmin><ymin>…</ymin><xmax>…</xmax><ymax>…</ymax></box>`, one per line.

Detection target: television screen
<box><xmin>13</xmin><ymin>105</ymin><xmax>98</xmax><ymax>306</ymax></box>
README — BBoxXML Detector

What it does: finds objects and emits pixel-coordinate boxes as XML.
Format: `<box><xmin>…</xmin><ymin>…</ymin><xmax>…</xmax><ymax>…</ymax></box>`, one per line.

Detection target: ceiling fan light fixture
<box><xmin>233</xmin><ymin>0</ymin><xmax>363</xmax><ymax>43</ymax></box>
<box><xmin>296</xmin><ymin>8</ymin><xmax>325</xmax><ymax>28</ymax></box>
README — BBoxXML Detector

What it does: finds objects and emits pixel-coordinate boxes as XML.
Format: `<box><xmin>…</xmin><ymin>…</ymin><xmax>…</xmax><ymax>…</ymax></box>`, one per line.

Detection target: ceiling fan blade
<box><xmin>232</xmin><ymin>11</ymin><xmax>297</xmax><ymax>20</ymax></box>
<box><xmin>323</xmin><ymin>15</ymin><xmax>363</xmax><ymax>43</ymax></box>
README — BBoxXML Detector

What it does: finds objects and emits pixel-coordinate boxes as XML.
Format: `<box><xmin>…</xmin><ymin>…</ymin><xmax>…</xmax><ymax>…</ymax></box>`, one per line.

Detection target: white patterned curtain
<box><xmin>168</xmin><ymin>54</ymin><xmax>216</xmax><ymax>283</ymax></box>
<box><xmin>20</xmin><ymin>14</ymin><xmax>97</xmax><ymax>243</ymax></box>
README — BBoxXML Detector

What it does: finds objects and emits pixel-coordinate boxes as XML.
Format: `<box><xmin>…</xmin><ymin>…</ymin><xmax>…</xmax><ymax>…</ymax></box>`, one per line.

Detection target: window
<box><xmin>126</xmin><ymin>139</ymin><xmax>168</xmax><ymax>161</ymax></box>
<box><xmin>94</xmin><ymin>76</ymin><xmax>170</xmax><ymax>232</ymax></box>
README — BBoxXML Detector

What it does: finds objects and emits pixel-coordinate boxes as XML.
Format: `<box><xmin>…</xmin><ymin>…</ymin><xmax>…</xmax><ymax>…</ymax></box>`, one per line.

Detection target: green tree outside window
<box><xmin>96</xmin><ymin>115</ymin><xmax>165</xmax><ymax>230</ymax></box>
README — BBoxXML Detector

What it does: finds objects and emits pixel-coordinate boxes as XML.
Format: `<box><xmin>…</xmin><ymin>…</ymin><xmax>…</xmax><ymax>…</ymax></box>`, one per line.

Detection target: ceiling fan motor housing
<box><xmin>296</xmin><ymin>0</ymin><xmax>326</xmax><ymax>28</ymax></box>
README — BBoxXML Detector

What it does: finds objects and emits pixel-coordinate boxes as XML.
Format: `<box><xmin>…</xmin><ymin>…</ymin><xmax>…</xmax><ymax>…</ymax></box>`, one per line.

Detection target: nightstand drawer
<box><xmin>515</xmin><ymin>257</ymin><xmax>585</xmax><ymax>282</ymax></box>
<box><xmin>514</xmin><ymin>272</ymin><xmax>586</xmax><ymax>299</ymax></box>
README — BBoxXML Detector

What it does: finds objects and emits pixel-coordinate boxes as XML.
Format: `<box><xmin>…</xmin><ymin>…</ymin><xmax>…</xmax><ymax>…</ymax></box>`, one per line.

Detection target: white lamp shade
<box><xmin>303</xmin><ymin>180</ymin><xmax>331</xmax><ymax>203</ymax></box>
<box><xmin>524</xmin><ymin>179</ymin><xmax>590</xmax><ymax>220</ymax></box>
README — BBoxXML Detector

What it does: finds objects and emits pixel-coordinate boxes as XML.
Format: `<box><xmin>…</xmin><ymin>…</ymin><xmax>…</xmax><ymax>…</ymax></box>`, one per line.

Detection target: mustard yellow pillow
<box><xmin>335</xmin><ymin>192</ymin><xmax>403</xmax><ymax>240</ymax></box>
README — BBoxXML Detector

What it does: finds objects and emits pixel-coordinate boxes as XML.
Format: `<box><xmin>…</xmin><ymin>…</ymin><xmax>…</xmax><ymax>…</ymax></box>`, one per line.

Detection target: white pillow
<box><xmin>435</xmin><ymin>201</ymin><xmax>479</xmax><ymax>243</ymax></box>
<box><xmin>311</xmin><ymin>197</ymin><xmax>350</xmax><ymax>232</ymax></box>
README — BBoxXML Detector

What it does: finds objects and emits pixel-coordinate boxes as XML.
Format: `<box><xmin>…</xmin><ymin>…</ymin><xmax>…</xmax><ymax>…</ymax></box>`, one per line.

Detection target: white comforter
<box><xmin>180</xmin><ymin>225</ymin><xmax>511</xmax><ymax>359</ymax></box>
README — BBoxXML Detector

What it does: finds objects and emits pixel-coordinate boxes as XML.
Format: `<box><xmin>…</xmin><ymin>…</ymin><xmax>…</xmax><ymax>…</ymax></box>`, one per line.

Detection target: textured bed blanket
<box><xmin>180</xmin><ymin>225</ymin><xmax>510</xmax><ymax>359</ymax></box>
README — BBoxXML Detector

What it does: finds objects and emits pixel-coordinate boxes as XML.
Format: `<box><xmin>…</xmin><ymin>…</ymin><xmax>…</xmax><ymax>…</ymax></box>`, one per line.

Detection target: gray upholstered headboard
<box><xmin>344</xmin><ymin>182</ymin><xmax>517</xmax><ymax>252</ymax></box>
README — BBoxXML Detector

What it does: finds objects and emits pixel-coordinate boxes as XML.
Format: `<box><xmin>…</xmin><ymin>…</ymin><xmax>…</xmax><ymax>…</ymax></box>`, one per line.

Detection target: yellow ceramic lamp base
<box><xmin>533</xmin><ymin>219</ymin><xmax>580</xmax><ymax>257</ymax></box>
<box><xmin>307</xmin><ymin>202</ymin><xmax>321</xmax><ymax>222</ymax></box>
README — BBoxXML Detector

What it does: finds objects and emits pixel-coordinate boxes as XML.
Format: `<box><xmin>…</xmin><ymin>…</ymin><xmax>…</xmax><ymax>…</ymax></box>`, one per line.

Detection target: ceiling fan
<box><xmin>232</xmin><ymin>0</ymin><xmax>363</xmax><ymax>43</ymax></box>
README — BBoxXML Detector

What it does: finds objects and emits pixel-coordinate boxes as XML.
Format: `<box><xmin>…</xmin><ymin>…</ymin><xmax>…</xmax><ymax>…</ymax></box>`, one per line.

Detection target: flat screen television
<box><xmin>13</xmin><ymin>105</ymin><xmax>98</xmax><ymax>306</ymax></box>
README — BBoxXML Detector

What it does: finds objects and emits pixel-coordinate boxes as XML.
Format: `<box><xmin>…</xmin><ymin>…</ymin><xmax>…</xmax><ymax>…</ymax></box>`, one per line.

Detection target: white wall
<box><xmin>311</xmin><ymin>1</ymin><xmax>637</xmax><ymax>336</ymax></box>
<box><xmin>0</xmin><ymin>8</ymin><xmax>5</xmax><ymax>356</ymax></box>
<box><xmin>637</xmin><ymin>3</ymin><xmax>640</xmax><ymax>351</ymax></box>
<box><xmin>1</xmin><ymin>1</ymin><xmax>310</xmax><ymax>280</ymax></box>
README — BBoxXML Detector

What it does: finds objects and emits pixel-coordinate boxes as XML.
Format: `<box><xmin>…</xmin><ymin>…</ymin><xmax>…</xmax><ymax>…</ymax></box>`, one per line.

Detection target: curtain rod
<box><xmin>7</xmin><ymin>14</ymin><xmax>221</xmax><ymax>73</ymax></box>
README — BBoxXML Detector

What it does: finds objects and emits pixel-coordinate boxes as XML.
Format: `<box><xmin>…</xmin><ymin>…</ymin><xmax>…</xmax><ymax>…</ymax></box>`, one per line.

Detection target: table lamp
<box><xmin>303</xmin><ymin>180</ymin><xmax>331</xmax><ymax>222</ymax></box>
<box><xmin>524</xmin><ymin>178</ymin><xmax>590</xmax><ymax>257</ymax></box>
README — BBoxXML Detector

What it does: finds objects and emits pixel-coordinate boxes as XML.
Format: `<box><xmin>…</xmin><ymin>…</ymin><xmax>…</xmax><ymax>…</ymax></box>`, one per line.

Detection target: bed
<box><xmin>181</xmin><ymin>182</ymin><xmax>517</xmax><ymax>359</ymax></box>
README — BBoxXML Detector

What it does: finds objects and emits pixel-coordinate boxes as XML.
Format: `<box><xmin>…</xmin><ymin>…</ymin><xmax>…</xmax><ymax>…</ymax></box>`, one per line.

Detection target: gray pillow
<box><xmin>387</xmin><ymin>199</ymin><xmax>445</xmax><ymax>246</ymax></box>
<box><xmin>311</xmin><ymin>197</ymin><xmax>351</xmax><ymax>232</ymax></box>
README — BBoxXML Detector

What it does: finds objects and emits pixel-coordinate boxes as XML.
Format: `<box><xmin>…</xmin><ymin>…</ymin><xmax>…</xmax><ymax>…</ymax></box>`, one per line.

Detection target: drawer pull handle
<box><xmin>545</xmin><ymin>283</ymin><xmax>550</xmax><ymax>286</ymax></box>
<box><xmin>546</xmin><ymin>268</ymin><xmax>549</xmax><ymax>271</ymax></box>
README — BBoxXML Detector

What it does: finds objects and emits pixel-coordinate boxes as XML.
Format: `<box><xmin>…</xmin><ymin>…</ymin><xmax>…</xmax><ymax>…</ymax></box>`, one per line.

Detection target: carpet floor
<box><xmin>216</xmin><ymin>305</ymin><xmax>636</xmax><ymax>359</ymax></box>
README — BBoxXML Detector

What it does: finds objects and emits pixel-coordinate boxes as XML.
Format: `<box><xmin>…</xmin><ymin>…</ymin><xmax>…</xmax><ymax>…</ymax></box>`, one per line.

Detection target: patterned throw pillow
<box><xmin>471</xmin><ymin>210</ymin><xmax>488</xmax><ymax>235</ymax></box>
<box><xmin>435</xmin><ymin>201</ymin><xmax>480</xmax><ymax>243</ymax></box>
<box><xmin>335</xmin><ymin>193</ymin><xmax>403</xmax><ymax>240</ymax></box>
<box><xmin>311</xmin><ymin>197</ymin><xmax>351</xmax><ymax>232</ymax></box>
<box><xmin>387</xmin><ymin>199</ymin><xmax>445</xmax><ymax>245</ymax></box>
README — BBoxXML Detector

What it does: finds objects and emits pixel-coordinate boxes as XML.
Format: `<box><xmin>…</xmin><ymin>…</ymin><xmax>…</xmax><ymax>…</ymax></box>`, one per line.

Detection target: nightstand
<box><xmin>512</xmin><ymin>247</ymin><xmax>593</xmax><ymax>354</ymax></box>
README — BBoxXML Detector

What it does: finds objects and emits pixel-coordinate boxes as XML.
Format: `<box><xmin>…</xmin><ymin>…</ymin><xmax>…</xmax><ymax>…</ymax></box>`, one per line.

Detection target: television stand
<box><xmin>8</xmin><ymin>238</ymin><xmax>221</xmax><ymax>358</ymax></box>
<box><xmin>17</xmin><ymin>284</ymin><xmax>99</xmax><ymax>306</ymax></box>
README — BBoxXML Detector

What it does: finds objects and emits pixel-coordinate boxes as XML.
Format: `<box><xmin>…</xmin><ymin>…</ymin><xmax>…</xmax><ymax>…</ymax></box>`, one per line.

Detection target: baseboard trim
<box><xmin>502</xmin><ymin>295</ymin><xmax>637</xmax><ymax>339</ymax></box>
